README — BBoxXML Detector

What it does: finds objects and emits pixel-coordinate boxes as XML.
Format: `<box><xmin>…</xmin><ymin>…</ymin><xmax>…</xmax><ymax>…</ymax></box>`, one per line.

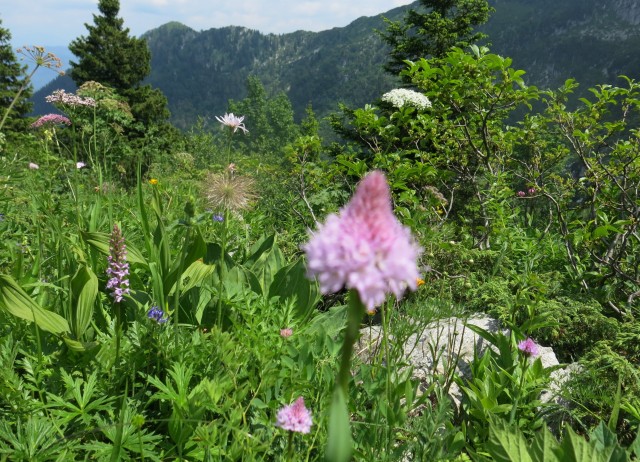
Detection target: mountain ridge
<box><xmin>31</xmin><ymin>1</ymin><xmax>640</xmax><ymax>129</ymax></box>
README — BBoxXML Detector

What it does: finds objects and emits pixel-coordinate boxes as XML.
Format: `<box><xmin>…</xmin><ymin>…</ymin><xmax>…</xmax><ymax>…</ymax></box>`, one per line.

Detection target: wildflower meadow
<box><xmin>2</xmin><ymin>12</ymin><xmax>640</xmax><ymax>462</ymax></box>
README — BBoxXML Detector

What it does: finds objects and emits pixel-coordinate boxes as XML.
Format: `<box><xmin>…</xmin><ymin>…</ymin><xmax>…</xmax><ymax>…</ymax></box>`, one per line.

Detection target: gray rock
<box><xmin>357</xmin><ymin>315</ymin><xmax>570</xmax><ymax>409</ymax></box>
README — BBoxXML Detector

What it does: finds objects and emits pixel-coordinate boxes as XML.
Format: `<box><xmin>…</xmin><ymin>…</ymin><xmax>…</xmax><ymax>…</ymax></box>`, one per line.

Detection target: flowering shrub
<box><xmin>381</xmin><ymin>88</ymin><xmax>432</xmax><ymax>110</ymax></box>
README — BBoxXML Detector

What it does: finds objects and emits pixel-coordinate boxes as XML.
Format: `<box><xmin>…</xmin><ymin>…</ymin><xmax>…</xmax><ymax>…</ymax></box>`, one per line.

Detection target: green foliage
<box><xmin>512</xmin><ymin>77</ymin><xmax>640</xmax><ymax>314</ymax></box>
<box><xmin>69</xmin><ymin>0</ymin><xmax>171</xmax><ymax>146</ymax></box>
<box><xmin>227</xmin><ymin>75</ymin><xmax>299</xmax><ymax>158</ymax></box>
<box><xmin>456</xmin><ymin>326</ymin><xmax>556</xmax><ymax>446</ymax></box>
<box><xmin>379</xmin><ymin>0</ymin><xmax>494</xmax><ymax>76</ymax></box>
<box><xmin>486</xmin><ymin>419</ymin><xmax>640</xmax><ymax>462</ymax></box>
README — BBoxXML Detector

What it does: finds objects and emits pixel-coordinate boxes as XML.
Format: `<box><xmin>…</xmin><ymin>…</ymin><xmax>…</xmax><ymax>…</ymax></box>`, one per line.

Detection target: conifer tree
<box><xmin>69</xmin><ymin>0</ymin><xmax>149</xmax><ymax>91</ymax></box>
<box><xmin>69</xmin><ymin>0</ymin><xmax>169</xmax><ymax>126</ymax></box>
<box><xmin>380</xmin><ymin>0</ymin><xmax>493</xmax><ymax>76</ymax></box>
<box><xmin>0</xmin><ymin>19</ymin><xmax>33</xmax><ymax>135</ymax></box>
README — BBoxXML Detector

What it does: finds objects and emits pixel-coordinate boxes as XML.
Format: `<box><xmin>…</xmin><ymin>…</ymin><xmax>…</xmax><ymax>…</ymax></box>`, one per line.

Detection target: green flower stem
<box><xmin>380</xmin><ymin>299</ymin><xmax>393</xmax><ymax>455</ymax></box>
<box><xmin>114</xmin><ymin>300</ymin><xmax>122</xmax><ymax>369</ymax></box>
<box><xmin>509</xmin><ymin>353</ymin><xmax>529</xmax><ymax>425</ymax></box>
<box><xmin>173</xmin><ymin>224</ymin><xmax>191</xmax><ymax>346</ymax></box>
<box><xmin>286</xmin><ymin>431</ymin><xmax>294</xmax><ymax>461</ymax></box>
<box><xmin>336</xmin><ymin>289</ymin><xmax>366</xmax><ymax>395</ymax></box>
<box><xmin>216</xmin><ymin>207</ymin><xmax>229</xmax><ymax>328</ymax></box>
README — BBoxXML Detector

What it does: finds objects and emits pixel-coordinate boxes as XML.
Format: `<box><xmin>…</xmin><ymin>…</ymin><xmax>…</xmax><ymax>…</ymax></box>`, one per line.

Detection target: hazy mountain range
<box><xmin>31</xmin><ymin>0</ymin><xmax>640</xmax><ymax>129</ymax></box>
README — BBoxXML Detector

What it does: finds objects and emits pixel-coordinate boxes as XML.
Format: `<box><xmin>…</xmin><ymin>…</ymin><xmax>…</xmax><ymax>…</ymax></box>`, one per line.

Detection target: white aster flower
<box><xmin>381</xmin><ymin>88</ymin><xmax>432</xmax><ymax>110</ymax></box>
<box><xmin>215</xmin><ymin>113</ymin><xmax>248</xmax><ymax>134</ymax></box>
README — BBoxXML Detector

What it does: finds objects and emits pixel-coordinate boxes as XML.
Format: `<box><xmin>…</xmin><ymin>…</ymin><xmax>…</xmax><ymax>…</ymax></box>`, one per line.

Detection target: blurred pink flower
<box><xmin>528</xmin><ymin>188</ymin><xmax>536</xmax><ymax>195</ymax></box>
<box><xmin>517</xmin><ymin>338</ymin><xmax>540</xmax><ymax>358</ymax></box>
<box><xmin>280</xmin><ymin>328</ymin><xmax>293</xmax><ymax>338</ymax></box>
<box><xmin>276</xmin><ymin>397</ymin><xmax>312</xmax><ymax>434</ymax></box>
<box><xmin>215</xmin><ymin>113</ymin><xmax>248</xmax><ymax>134</ymax></box>
<box><xmin>28</xmin><ymin>162</ymin><xmax>39</xmax><ymax>170</ymax></box>
<box><xmin>303</xmin><ymin>171</ymin><xmax>421</xmax><ymax>312</ymax></box>
<box><xmin>517</xmin><ymin>191</ymin><xmax>526</xmax><ymax>197</ymax></box>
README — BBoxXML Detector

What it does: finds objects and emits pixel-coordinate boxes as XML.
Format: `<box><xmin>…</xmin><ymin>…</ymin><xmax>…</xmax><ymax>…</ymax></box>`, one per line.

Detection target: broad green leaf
<box><xmin>269</xmin><ymin>258</ymin><xmax>319</xmax><ymax>323</ymax></box>
<box><xmin>149</xmin><ymin>262</ymin><xmax>166</xmax><ymax>313</ymax></box>
<box><xmin>487</xmin><ymin>420</ymin><xmax>533</xmax><ymax>462</ymax></box>
<box><xmin>242</xmin><ymin>268</ymin><xmax>263</xmax><ymax>296</ymax></box>
<box><xmin>165</xmin><ymin>228</ymin><xmax>207</xmax><ymax>295</ymax></box>
<box><xmin>529</xmin><ymin>425</ymin><xmax>561</xmax><ymax>462</ymax></box>
<box><xmin>168</xmin><ymin>259</ymin><xmax>215</xmax><ymax>296</ymax></box>
<box><xmin>561</xmin><ymin>426</ymin><xmax>606</xmax><ymax>462</ymax></box>
<box><xmin>590</xmin><ymin>422</ymin><xmax>627</xmax><ymax>462</ymax></box>
<box><xmin>63</xmin><ymin>337</ymin><xmax>99</xmax><ymax>352</ymax></box>
<box><xmin>245</xmin><ymin>234</ymin><xmax>276</xmax><ymax>267</ymax></box>
<box><xmin>71</xmin><ymin>264</ymin><xmax>98</xmax><ymax>340</ymax></box>
<box><xmin>205</xmin><ymin>242</ymin><xmax>235</xmax><ymax>267</ymax></box>
<box><xmin>0</xmin><ymin>274</ymin><xmax>70</xmax><ymax>334</ymax></box>
<box><xmin>194</xmin><ymin>287</ymin><xmax>212</xmax><ymax>324</ymax></box>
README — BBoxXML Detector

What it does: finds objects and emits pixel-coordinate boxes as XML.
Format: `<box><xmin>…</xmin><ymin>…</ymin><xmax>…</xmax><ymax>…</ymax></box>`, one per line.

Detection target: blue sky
<box><xmin>4</xmin><ymin>0</ymin><xmax>413</xmax><ymax>49</ymax></box>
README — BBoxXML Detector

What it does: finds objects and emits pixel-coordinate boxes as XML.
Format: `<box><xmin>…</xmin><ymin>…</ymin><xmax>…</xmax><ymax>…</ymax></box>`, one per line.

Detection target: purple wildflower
<box><xmin>105</xmin><ymin>224</ymin><xmax>130</xmax><ymax>303</ymax></box>
<box><xmin>528</xmin><ymin>188</ymin><xmax>536</xmax><ymax>195</ymax></box>
<box><xmin>212</xmin><ymin>214</ymin><xmax>224</xmax><ymax>222</ymax></box>
<box><xmin>215</xmin><ymin>113</ymin><xmax>248</xmax><ymax>134</ymax></box>
<box><xmin>303</xmin><ymin>171</ymin><xmax>421</xmax><ymax>312</ymax></box>
<box><xmin>517</xmin><ymin>338</ymin><xmax>541</xmax><ymax>358</ymax></box>
<box><xmin>46</xmin><ymin>89</ymin><xmax>96</xmax><ymax>108</ymax></box>
<box><xmin>276</xmin><ymin>397</ymin><xmax>313</xmax><ymax>434</ymax></box>
<box><xmin>30</xmin><ymin>113</ymin><xmax>71</xmax><ymax>129</ymax></box>
<box><xmin>517</xmin><ymin>191</ymin><xmax>526</xmax><ymax>197</ymax></box>
<box><xmin>147</xmin><ymin>306</ymin><xmax>167</xmax><ymax>323</ymax></box>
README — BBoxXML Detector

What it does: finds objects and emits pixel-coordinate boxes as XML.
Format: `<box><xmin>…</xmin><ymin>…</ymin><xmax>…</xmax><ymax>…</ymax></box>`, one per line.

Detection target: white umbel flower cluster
<box><xmin>381</xmin><ymin>88</ymin><xmax>432</xmax><ymax>110</ymax></box>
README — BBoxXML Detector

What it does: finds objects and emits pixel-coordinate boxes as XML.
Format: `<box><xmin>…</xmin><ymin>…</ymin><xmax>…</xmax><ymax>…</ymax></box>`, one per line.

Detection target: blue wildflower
<box><xmin>147</xmin><ymin>306</ymin><xmax>167</xmax><ymax>323</ymax></box>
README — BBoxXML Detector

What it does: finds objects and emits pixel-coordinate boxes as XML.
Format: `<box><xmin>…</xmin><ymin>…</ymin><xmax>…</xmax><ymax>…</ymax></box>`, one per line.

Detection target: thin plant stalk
<box><xmin>380</xmin><ymin>300</ymin><xmax>393</xmax><ymax>456</ymax></box>
<box><xmin>336</xmin><ymin>289</ymin><xmax>366</xmax><ymax>395</ymax></box>
<box><xmin>0</xmin><ymin>64</ymin><xmax>39</xmax><ymax>131</ymax></box>
<box><xmin>216</xmin><ymin>206</ymin><xmax>230</xmax><ymax>328</ymax></box>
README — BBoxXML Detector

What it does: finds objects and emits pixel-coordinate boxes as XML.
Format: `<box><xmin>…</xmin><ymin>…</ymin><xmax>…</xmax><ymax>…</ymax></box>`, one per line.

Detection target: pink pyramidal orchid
<box><xmin>276</xmin><ymin>397</ymin><xmax>313</xmax><ymax>434</ymax></box>
<box><xmin>303</xmin><ymin>170</ymin><xmax>422</xmax><ymax>312</ymax></box>
<box><xmin>215</xmin><ymin>113</ymin><xmax>248</xmax><ymax>134</ymax></box>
